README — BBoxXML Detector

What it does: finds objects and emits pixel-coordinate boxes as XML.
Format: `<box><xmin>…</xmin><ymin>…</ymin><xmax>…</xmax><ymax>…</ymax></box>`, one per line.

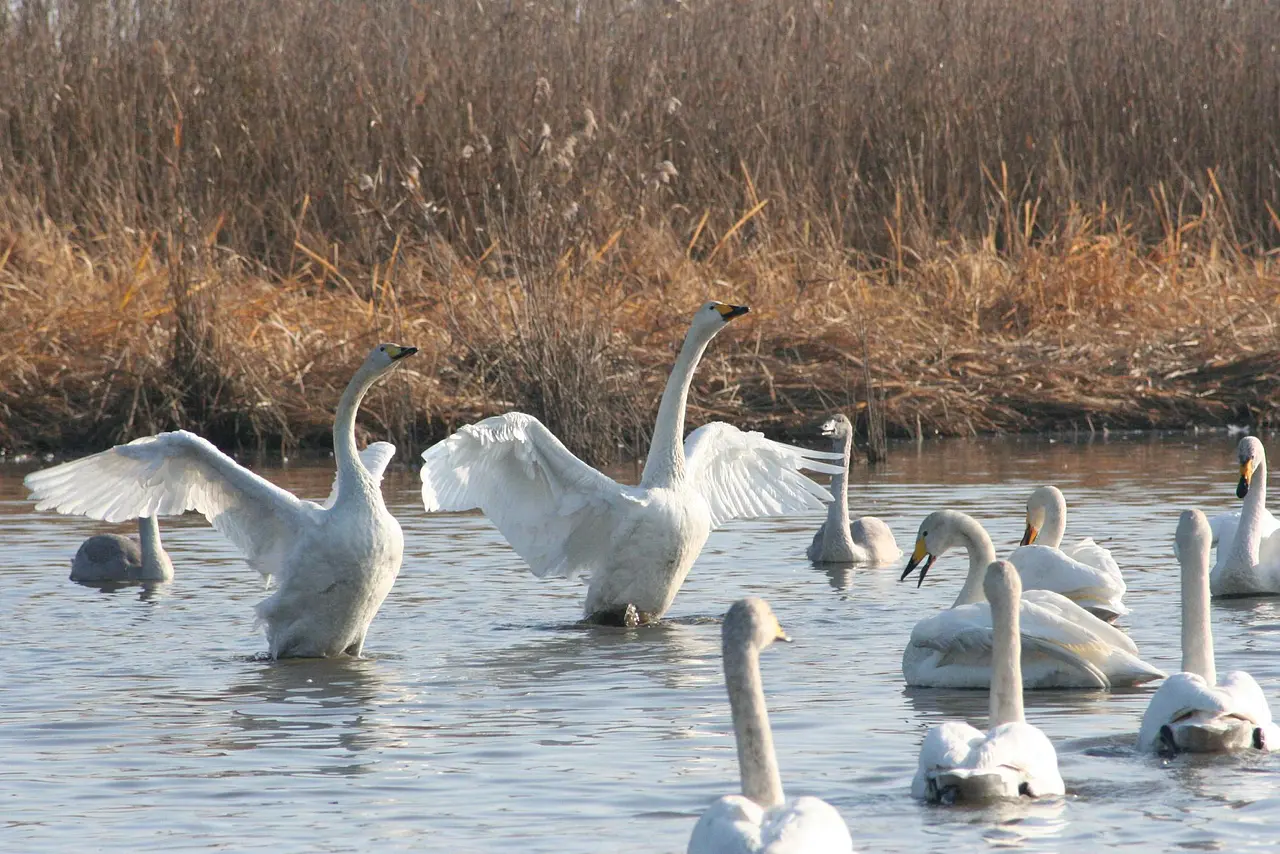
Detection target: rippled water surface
<box><xmin>5</xmin><ymin>433</ymin><xmax>1280</xmax><ymax>852</ymax></box>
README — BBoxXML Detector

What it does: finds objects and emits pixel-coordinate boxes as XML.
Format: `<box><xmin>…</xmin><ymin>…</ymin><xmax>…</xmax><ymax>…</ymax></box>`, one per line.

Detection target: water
<box><xmin>3</xmin><ymin>432</ymin><xmax>1280</xmax><ymax>852</ymax></box>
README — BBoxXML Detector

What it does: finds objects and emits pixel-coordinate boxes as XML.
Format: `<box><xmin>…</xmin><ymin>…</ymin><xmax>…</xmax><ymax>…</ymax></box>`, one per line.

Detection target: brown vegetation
<box><xmin>1</xmin><ymin>0</ymin><xmax>1279</xmax><ymax>462</ymax></box>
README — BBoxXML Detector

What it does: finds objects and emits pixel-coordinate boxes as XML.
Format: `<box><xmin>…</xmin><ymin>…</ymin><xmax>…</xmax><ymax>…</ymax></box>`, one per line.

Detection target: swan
<box><xmin>806</xmin><ymin>414</ymin><xmax>901</xmax><ymax>566</ymax></box>
<box><xmin>688</xmin><ymin>598</ymin><xmax>855</xmax><ymax>854</ymax></box>
<box><xmin>1010</xmin><ymin>485</ymin><xmax>1128</xmax><ymax>622</ymax></box>
<box><xmin>1138</xmin><ymin>509</ymin><xmax>1280</xmax><ymax>754</ymax></box>
<box><xmin>24</xmin><ymin>343</ymin><xmax>417</xmax><ymax>658</ymax></box>
<box><xmin>899</xmin><ymin>510</ymin><xmax>1164</xmax><ymax>689</ymax></box>
<box><xmin>70</xmin><ymin>516</ymin><xmax>174</xmax><ymax>583</ymax></box>
<box><xmin>1210</xmin><ymin>437</ymin><xmax>1280</xmax><ymax>597</ymax></box>
<box><xmin>912</xmin><ymin>560</ymin><xmax>1065</xmax><ymax>803</ymax></box>
<box><xmin>419</xmin><ymin>302</ymin><xmax>843</xmax><ymax>625</ymax></box>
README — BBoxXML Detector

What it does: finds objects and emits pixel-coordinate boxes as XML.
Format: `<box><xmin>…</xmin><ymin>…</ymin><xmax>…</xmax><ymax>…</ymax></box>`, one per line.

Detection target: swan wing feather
<box><xmin>759</xmin><ymin>796</ymin><xmax>854</xmax><ymax>854</ymax></box>
<box><xmin>687</xmin><ymin>795</ymin><xmax>763</xmax><ymax>854</ymax></box>
<box><xmin>1010</xmin><ymin>544</ymin><xmax>1127</xmax><ymax>616</ymax></box>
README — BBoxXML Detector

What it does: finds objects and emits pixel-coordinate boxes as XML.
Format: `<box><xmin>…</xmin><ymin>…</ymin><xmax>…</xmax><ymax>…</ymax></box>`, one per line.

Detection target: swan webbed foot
<box><xmin>585</xmin><ymin>603</ymin><xmax>657</xmax><ymax>628</ymax></box>
<box><xmin>1254</xmin><ymin>727</ymin><xmax>1266</xmax><ymax>750</ymax></box>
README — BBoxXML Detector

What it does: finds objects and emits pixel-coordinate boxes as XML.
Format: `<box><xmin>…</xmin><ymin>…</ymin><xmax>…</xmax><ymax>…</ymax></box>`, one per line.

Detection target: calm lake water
<box><xmin>4</xmin><ymin>432</ymin><xmax>1280</xmax><ymax>852</ymax></box>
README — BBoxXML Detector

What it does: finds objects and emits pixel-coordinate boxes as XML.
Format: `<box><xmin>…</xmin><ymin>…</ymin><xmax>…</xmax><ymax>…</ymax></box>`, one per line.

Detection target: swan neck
<box><xmin>137</xmin><ymin>516</ymin><xmax>164</xmax><ymax>572</ymax></box>
<box><xmin>723</xmin><ymin>643</ymin><xmax>785</xmax><ymax>810</ymax></box>
<box><xmin>1041</xmin><ymin>494</ymin><xmax>1067</xmax><ymax>549</ymax></box>
<box><xmin>1181</xmin><ymin>542</ymin><xmax>1217</xmax><ymax>685</ymax></box>
<box><xmin>1229</xmin><ymin>457</ymin><xmax>1268</xmax><ymax>566</ymax></box>
<box><xmin>823</xmin><ymin>432</ymin><xmax>854</xmax><ymax>549</ymax></box>
<box><xmin>952</xmin><ymin>519</ymin><xmax>998</xmax><ymax>607</ymax></box>
<box><xmin>334</xmin><ymin>365</ymin><xmax>378</xmax><ymax>496</ymax></box>
<box><xmin>640</xmin><ymin>331</ymin><xmax>709</xmax><ymax>488</ymax></box>
<box><xmin>989</xmin><ymin>585</ymin><xmax>1025</xmax><ymax>726</ymax></box>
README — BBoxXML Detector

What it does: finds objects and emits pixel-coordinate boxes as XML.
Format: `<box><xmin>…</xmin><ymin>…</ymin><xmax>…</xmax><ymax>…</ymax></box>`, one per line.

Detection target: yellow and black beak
<box><xmin>1020</xmin><ymin>523</ymin><xmax>1039</xmax><ymax>547</ymax></box>
<box><xmin>900</xmin><ymin>538</ymin><xmax>936</xmax><ymax>587</ymax></box>
<box><xmin>1238</xmin><ymin>460</ymin><xmax>1255</xmax><ymax>499</ymax></box>
<box><xmin>714</xmin><ymin>303</ymin><xmax>750</xmax><ymax>321</ymax></box>
<box><xmin>387</xmin><ymin>344</ymin><xmax>418</xmax><ymax>361</ymax></box>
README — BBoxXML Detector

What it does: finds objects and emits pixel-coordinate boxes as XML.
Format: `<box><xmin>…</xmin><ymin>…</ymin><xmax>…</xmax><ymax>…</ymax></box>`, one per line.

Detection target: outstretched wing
<box><xmin>24</xmin><ymin>430</ymin><xmax>313</xmax><ymax>580</ymax></box>
<box><xmin>420</xmin><ymin>413</ymin><xmax>627</xmax><ymax>578</ymax></box>
<box><xmin>683</xmin><ymin>422</ymin><xmax>843</xmax><ymax>528</ymax></box>
<box><xmin>321</xmin><ymin>442</ymin><xmax>397</xmax><ymax>509</ymax></box>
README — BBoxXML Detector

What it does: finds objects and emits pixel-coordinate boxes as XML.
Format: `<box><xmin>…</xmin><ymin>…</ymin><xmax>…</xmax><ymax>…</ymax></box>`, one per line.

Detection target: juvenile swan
<box><xmin>1138</xmin><ymin>509</ymin><xmax>1280</xmax><ymax>754</ymax></box>
<box><xmin>912</xmin><ymin>560</ymin><xmax>1065</xmax><ymax>803</ymax></box>
<box><xmin>1010</xmin><ymin>485</ymin><xmax>1128</xmax><ymax>621</ymax></box>
<box><xmin>419</xmin><ymin>302</ymin><xmax>842</xmax><ymax>625</ymax></box>
<box><xmin>70</xmin><ymin>516</ymin><xmax>174</xmax><ymax>583</ymax></box>
<box><xmin>688</xmin><ymin>598</ymin><xmax>855</xmax><ymax>854</ymax></box>
<box><xmin>25</xmin><ymin>344</ymin><xmax>417</xmax><ymax>658</ymax></box>
<box><xmin>1210</xmin><ymin>437</ymin><xmax>1280</xmax><ymax>597</ymax></box>
<box><xmin>806</xmin><ymin>414</ymin><xmax>900</xmax><ymax>566</ymax></box>
<box><xmin>899</xmin><ymin>510</ymin><xmax>1164</xmax><ymax>689</ymax></box>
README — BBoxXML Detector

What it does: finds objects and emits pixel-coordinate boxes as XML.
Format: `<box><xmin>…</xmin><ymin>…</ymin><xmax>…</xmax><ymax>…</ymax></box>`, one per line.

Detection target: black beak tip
<box><xmin>397</xmin><ymin>346</ymin><xmax>419</xmax><ymax>360</ymax></box>
<box><xmin>1237</xmin><ymin>477</ymin><xmax>1249</xmax><ymax>500</ymax></box>
<box><xmin>725</xmin><ymin>304</ymin><xmax>750</xmax><ymax>320</ymax></box>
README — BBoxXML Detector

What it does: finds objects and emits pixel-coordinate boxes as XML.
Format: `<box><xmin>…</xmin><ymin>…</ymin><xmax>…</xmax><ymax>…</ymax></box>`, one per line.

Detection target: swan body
<box><xmin>688</xmin><ymin>598</ymin><xmax>854</xmax><ymax>854</ymax></box>
<box><xmin>70</xmin><ymin>516</ymin><xmax>174</xmax><ymax>582</ymax></box>
<box><xmin>912</xmin><ymin>561</ymin><xmax>1065</xmax><ymax>803</ymax></box>
<box><xmin>806</xmin><ymin>414</ymin><xmax>901</xmax><ymax>566</ymax></box>
<box><xmin>1010</xmin><ymin>485</ymin><xmax>1127</xmax><ymax>621</ymax></box>
<box><xmin>1138</xmin><ymin>509</ymin><xmax>1280</xmax><ymax>753</ymax></box>
<box><xmin>899</xmin><ymin>510</ymin><xmax>1164</xmax><ymax>689</ymax></box>
<box><xmin>420</xmin><ymin>302</ymin><xmax>843</xmax><ymax>624</ymax></box>
<box><xmin>25</xmin><ymin>344</ymin><xmax>416</xmax><ymax>658</ymax></box>
<box><xmin>1210</xmin><ymin>437</ymin><xmax>1280</xmax><ymax>597</ymax></box>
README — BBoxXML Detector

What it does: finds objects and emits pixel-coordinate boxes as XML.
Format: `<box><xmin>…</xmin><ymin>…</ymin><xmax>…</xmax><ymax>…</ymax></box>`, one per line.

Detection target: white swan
<box><xmin>1139</xmin><ymin>508</ymin><xmax>1280</xmax><ymax>753</ymax></box>
<box><xmin>912</xmin><ymin>560</ymin><xmax>1065</xmax><ymax>803</ymax></box>
<box><xmin>419</xmin><ymin>302</ymin><xmax>843</xmax><ymax>625</ymax></box>
<box><xmin>70</xmin><ymin>516</ymin><xmax>174</xmax><ymax>583</ymax></box>
<box><xmin>1010</xmin><ymin>485</ymin><xmax>1128</xmax><ymax>621</ymax></box>
<box><xmin>24</xmin><ymin>344</ymin><xmax>416</xmax><ymax>658</ymax></box>
<box><xmin>1210</xmin><ymin>437</ymin><xmax>1280</xmax><ymax>597</ymax></box>
<box><xmin>806</xmin><ymin>414</ymin><xmax>901</xmax><ymax>566</ymax></box>
<box><xmin>899</xmin><ymin>510</ymin><xmax>1164</xmax><ymax>689</ymax></box>
<box><xmin>688</xmin><ymin>598</ymin><xmax>855</xmax><ymax>854</ymax></box>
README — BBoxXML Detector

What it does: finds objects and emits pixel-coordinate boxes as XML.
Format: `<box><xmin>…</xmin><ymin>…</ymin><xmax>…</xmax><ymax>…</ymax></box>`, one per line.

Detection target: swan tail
<box><xmin>1160</xmin><ymin>716</ymin><xmax>1257</xmax><ymax>754</ymax></box>
<box><xmin>927</xmin><ymin>769</ymin><xmax>1022</xmax><ymax>803</ymax></box>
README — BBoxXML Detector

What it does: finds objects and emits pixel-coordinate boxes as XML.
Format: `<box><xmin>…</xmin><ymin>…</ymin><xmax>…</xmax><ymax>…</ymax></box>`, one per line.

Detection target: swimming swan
<box><xmin>71</xmin><ymin>516</ymin><xmax>174</xmax><ymax>583</ymax></box>
<box><xmin>24</xmin><ymin>344</ymin><xmax>417</xmax><ymax>658</ymax></box>
<box><xmin>1139</xmin><ymin>509</ymin><xmax>1280</xmax><ymax>753</ymax></box>
<box><xmin>899</xmin><ymin>510</ymin><xmax>1164</xmax><ymax>689</ymax></box>
<box><xmin>419</xmin><ymin>302</ymin><xmax>843</xmax><ymax>625</ymax></box>
<box><xmin>912</xmin><ymin>560</ymin><xmax>1065</xmax><ymax>803</ymax></box>
<box><xmin>1210</xmin><ymin>437</ymin><xmax>1280</xmax><ymax>597</ymax></box>
<box><xmin>688</xmin><ymin>598</ymin><xmax>855</xmax><ymax>854</ymax></box>
<box><xmin>1010</xmin><ymin>485</ymin><xmax>1128</xmax><ymax>621</ymax></box>
<box><xmin>806</xmin><ymin>414</ymin><xmax>901</xmax><ymax>566</ymax></box>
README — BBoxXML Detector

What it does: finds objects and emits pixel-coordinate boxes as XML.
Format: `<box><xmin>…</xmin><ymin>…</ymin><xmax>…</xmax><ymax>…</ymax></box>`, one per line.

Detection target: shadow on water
<box><xmin>72</xmin><ymin>577</ymin><xmax>172</xmax><ymax>602</ymax></box>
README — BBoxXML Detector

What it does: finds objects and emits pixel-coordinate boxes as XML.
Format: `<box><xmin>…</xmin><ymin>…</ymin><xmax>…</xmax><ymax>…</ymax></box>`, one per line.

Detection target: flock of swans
<box><xmin>20</xmin><ymin>302</ymin><xmax>1280</xmax><ymax>853</ymax></box>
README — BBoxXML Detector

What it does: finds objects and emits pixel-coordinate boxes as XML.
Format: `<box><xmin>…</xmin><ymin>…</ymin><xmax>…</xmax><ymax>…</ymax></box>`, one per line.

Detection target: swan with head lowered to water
<box><xmin>806</xmin><ymin>413</ymin><xmax>900</xmax><ymax>566</ymax></box>
<box><xmin>899</xmin><ymin>510</ymin><xmax>1164</xmax><ymax>689</ymax></box>
<box><xmin>24</xmin><ymin>343</ymin><xmax>416</xmax><ymax>658</ymax></box>
<box><xmin>419</xmin><ymin>302</ymin><xmax>843</xmax><ymax>626</ymax></box>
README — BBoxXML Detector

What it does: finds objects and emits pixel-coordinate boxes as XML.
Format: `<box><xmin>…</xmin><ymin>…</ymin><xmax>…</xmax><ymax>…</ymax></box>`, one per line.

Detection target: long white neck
<box><xmin>1181</xmin><ymin>535</ymin><xmax>1217</xmax><ymax>685</ymax></box>
<box><xmin>1040</xmin><ymin>491</ymin><xmax>1067</xmax><ymax>549</ymax></box>
<box><xmin>333</xmin><ymin>364</ymin><xmax>380</xmax><ymax>500</ymax></box>
<box><xmin>950</xmin><ymin>516</ymin><xmax>999</xmax><ymax>607</ymax></box>
<box><xmin>988</xmin><ymin>574</ymin><xmax>1025</xmax><ymax>727</ymax></box>
<box><xmin>137</xmin><ymin>516</ymin><xmax>165</xmax><ymax>575</ymax></box>
<box><xmin>1227</xmin><ymin>457</ymin><xmax>1268</xmax><ymax>568</ymax></box>
<box><xmin>640</xmin><ymin>329</ymin><xmax>712</xmax><ymax>489</ymax></box>
<box><xmin>822</xmin><ymin>431</ymin><xmax>856</xmax><ymax>554</ymax></box>
<box><xmin>724</xmin><ymin>641</ymin><xmax>785</xmax><ymax>809</ymax></box>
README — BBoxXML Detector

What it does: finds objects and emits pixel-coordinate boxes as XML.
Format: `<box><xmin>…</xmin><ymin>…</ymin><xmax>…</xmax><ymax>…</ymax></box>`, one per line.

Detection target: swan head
<box><xmin>900</xmin><ymin>509</ymin><xmax>967</xmax><ymax>586</ymax></box>
<box><xmin>691</xmin><ymin>301</ymin><xmax>750</xmax><ymax>340</ymax></box>
<box><xmin>983</xmin><ymin>559</ymin><xmax>1022</xmax><ymax>608</ymax></box>
<box><xmin>723</xmin><ymin>597</ymin><xmax>790</xmax><ymax>654</ymax></box>
<box><xmin>362</xmin><ymin>342</ymin><xmax>418</xmax><ymax>376</ymax></box>
<box><xmin>820</xmin><ymin>413</ymin><xmax>854</xmax><ymax>439</ymax></box>
<box><xmin>1020</xmin><ymin>485</ymin><xmax>1064</xmax><ymax>545</ymax></box>
<box><xmin>1174</xmin><ymin>508</ymin><xmax>1211</xmax><ymax>567</ymax></box>
<box><xmin>1236</xmin><ymin>436</ymin><xmax>1266</xmax><ymax>499</ymax></box>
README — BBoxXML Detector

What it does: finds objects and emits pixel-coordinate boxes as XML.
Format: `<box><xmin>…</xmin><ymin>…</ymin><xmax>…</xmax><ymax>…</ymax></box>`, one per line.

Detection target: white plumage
<box><xmin>1210</xmin><ymin>437</ymin><xmax>1280</xmax><ymax>596</ymax></box>
<box><xmin>24</xmin><ymin>344</ymin><xmax>416</xmax><ymax>658</ymax></box>
<box><xmin>421</xmin><ymin>302</ymin><xmax>842</xmax><ymax>624</ymax></box>
<box><xmin>806</xmin><ymin>414</ymin><xmax>901</xmax><ymax>566</ymax></box>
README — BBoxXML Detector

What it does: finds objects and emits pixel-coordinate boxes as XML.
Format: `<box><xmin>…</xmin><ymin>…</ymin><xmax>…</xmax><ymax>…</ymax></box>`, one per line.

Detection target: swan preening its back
<box><xmin>25</xmin><ymin>343</ymin><xmax>417</xmax><ymax>658</ymax></box>
<box><xmin>688</xmin><ymin>598</ymin><xmax>854</xmax><ymax>854</ymax></box>
<box><xmin>899</xmin><ymin>510</ymin><xmax>1163</xmax><ymax>689</ymax></box>
<box><xmin>420</xmin><ymin>302</ymin><xmax>843</xmax><ymax>625</ymax></box>
<box><xmin>912</xmin><ymin>560</ymin><xmax>1065</xmax><ymax>803</ymax></box>
<box><xmin>1138</xmin><ymin>509</ymin><xmax>1279</xmax><ymax>754</ymax></box>
<box><xmin>806</xmin><ymin>414</ymin><xmax>901</xmax><ymax>566</ymax></box>
<box><xmin>1210</xmin><ymin>437</ymin><xmax>1280</xmax><ymax>597</ymax></box>
<box><xmin>70</xmin><ymin>516</ymin><xmax>174</xmax><ymax>583</ymax></box>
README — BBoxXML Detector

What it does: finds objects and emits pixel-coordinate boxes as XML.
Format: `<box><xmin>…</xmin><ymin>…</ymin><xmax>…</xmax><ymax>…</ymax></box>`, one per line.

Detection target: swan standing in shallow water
<box><xmin>1139</xmin><ymin>509</ymin><xmax>1280</xmax><ymax>753</ymax></box>
<box><xmin>1010</xmin><ymin>485</ymin><xmax>1128</xmax><ymax>621</ymax></box>
<box><xmin>71</xmin><ymin>516</ymin><xmax>174</xmax><ymax>583</ymax></box>
<box><xmin>420</xmin><ymin>302</ymin><xmax>842</xmax><ymax>626</ymax></box>
<box><xmin>688</xmin><ymin>598</ymin><xmax>855</xmax><ymax>854</ymax></box>
<box><xmin>25</xmin><ymin>344</ymin><xmax>417</xmax><ymax>658</ymax></box>
<box><xmin>899</xmin><ymin>510</ymin><xmax>1163</xmax><ymax>689</ymax></box>
<box><xmin>806</xmin><ymin>414</ymin><xmax>900</xmax><ymax>566</ymax></box>
<box><xmin>912</xmin><ymin>560</ymin><xmax>1065</xmax><ymax>803</ymax></box>
<box><xmin>1210</xmin><ymin>437</ymin><xmax>1280</xmax><ymax>597</ymax></box>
